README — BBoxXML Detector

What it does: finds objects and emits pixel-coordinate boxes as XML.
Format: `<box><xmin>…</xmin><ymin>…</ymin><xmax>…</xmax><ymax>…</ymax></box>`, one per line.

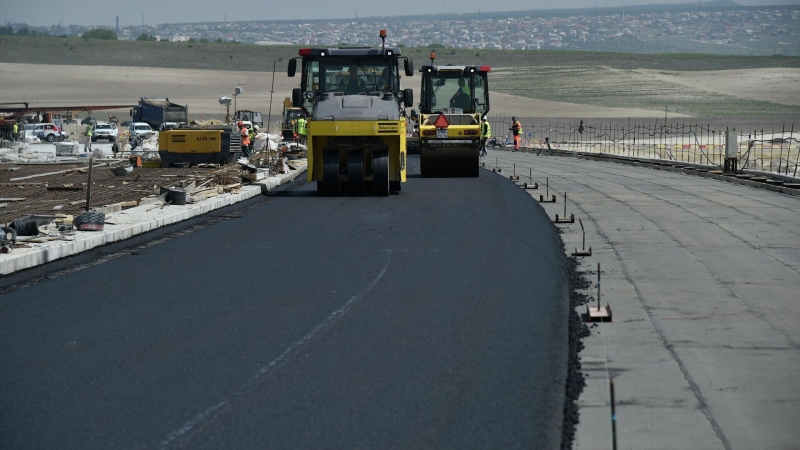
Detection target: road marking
<box><xmin>160</xmin><ymin>250</ymin><xmax>393</xmax><ymax>448</ymax></box>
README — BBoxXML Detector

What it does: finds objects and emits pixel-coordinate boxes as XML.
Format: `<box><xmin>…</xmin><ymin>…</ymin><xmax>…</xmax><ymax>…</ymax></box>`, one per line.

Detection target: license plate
<box><xmin>436</xmin><ymin>129</ymin><xmax>448</xmax><ymax>139</ymax></box>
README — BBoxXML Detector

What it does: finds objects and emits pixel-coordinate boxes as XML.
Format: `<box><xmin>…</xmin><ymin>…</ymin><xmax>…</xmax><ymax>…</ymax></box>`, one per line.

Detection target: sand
<box><xmin>1</xmin><ymin>63</ymin><xmax>797</xmax><ymax>131</ymax></box>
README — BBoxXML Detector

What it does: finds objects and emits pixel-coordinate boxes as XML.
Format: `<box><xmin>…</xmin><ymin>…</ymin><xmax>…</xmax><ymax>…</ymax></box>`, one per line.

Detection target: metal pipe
<box><xmin>85</xmin><ymin>156</ymin><xmax>93</xmax><ymax>211</ymax></box>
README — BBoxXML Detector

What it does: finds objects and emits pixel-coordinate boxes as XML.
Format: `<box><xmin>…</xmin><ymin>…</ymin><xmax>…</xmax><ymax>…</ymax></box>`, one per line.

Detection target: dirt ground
<box><xmin>1</xmin><ymin>62</ymin><xmax>798</xmax><ymax>132</ymax></box>
<box><xmin>635</xmin><ymin>67</ymin><xmax>800</xmax><ymax>107</ymax></box>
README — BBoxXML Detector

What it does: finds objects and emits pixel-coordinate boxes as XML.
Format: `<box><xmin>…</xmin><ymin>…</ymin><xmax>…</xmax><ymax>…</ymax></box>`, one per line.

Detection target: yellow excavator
<box><xmin>287</xmin><ymin>30</ymin><xmax>415</xmax><ymax>196</ymax></box>
<box><xmin>417</xmin><ymin>54</ymin><xmax>491</xmax><ymax>177</ymax></box>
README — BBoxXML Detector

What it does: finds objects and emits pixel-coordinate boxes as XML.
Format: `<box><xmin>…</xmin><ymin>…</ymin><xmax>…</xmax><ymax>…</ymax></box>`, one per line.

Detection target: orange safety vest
<box><xmin>240</xmin><ymin>126</ymin><xmax>250</xmax><ymax>146</ymax></box>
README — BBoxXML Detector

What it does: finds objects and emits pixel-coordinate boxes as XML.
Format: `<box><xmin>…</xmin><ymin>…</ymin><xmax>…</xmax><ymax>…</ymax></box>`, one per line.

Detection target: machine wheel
<box><xmin>347</xmin><ymin>148</ymin><xmax>365</xmax><ymax>195</ymax></box>
<box><xmin>323</xmin><ymin>149</ymin><xmax>340</xmax><ymax>196</ymax></box>
<box><xmin>372</xmin><ymin>149</ymin><xmax>389</xmax><ymax>196</ymax></box>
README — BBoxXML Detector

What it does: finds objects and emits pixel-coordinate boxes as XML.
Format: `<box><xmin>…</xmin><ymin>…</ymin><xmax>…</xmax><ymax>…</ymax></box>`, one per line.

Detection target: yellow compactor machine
<box><xmin>287</xmin><ymin>30</ymin><xmax>415</xmax><ymax>196</ymax></box>
<box><xmin>418</xmin><ymin>55</ymin><xmax>491</xmax><ymax>177</ymax></box>
<box><xmin>158</xmin><ymin>125</ymin><xmax>242</xmax><ymax>167</ymax></box>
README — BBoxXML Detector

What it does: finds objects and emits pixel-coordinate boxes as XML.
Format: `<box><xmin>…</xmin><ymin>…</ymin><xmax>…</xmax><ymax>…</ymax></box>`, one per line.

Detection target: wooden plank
<box><xmin>0</xmin><ymin>198</ymin><xmax>25</xmax><ymax>202</ymax></box>
<box><xmin>47</xmin><ymin>186</ymin><xmax>83</xmax><ymax>191</ymax></box>
<box><xmin>0</xmin><ymin>182</ymin><xmax>42</xmax><ymax>186</ymax></box>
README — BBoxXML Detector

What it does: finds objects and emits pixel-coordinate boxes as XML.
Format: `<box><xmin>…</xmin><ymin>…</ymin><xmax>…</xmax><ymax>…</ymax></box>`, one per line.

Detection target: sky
<box><xmin>0</xmin><ymin>0</ymin><xmax>790</xmax><ymax>27</ymax></box>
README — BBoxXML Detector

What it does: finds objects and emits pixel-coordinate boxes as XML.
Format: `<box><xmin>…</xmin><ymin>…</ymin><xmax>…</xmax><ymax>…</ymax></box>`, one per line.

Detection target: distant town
<box><xmin>2</xmin><ymin>3</ymin><xmax>799</xmax><ymax>55</ymax></box>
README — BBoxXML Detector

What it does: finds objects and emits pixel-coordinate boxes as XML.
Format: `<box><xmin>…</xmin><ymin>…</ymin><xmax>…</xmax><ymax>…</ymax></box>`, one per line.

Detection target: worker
<box><xmin>248</xmin><ymin>125</ymin><xmax>256</xmax><ymax>154</ymax></box>
<box><xmin>481</xmin><ymin>118</ymin><xmax>491</xmax><ymax>157</ymax></box>
<box><xmin>510</xmin><ymin>116</ymin><xmax>522</xmax><ymax>152</ymax></box>
<box><xmin>238</xmin><ymin>121</ymin><xmax>250</xmax><ymax>157</ymax></box>
<box><xmin>341</xmin><ymin>70</ymin><xmax>364</xmax><ymax>94</ymax></box>
<box><xmin>450</xmin><ymin>78</ymin><xmax>471</xmax><ymax>110</ymax></box>
<box><xmin>12</xmin><ymin>122</ymin><xmax>19</xmax><ymax>142</ymax></box>
<box><xmin>84</xmin><ymin>122</ymin><xmax>93</xmax><ymax>151</ymax></box>
<box><xmin>297</xmin><ymin>115</ymin><xmax>307</xmax><ymax>145</ymax></box>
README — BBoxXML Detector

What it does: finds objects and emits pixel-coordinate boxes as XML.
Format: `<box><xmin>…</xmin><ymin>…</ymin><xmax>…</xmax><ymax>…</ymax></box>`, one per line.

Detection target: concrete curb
<box><xmin>1</xmin><ymin>162</ymin><xmax>307</xmax><ymax>275</ymax></box>
<box><xmin>533</xmin><ymin>148</ymin><xmax>800</xmax><ymax>197</ymax></box>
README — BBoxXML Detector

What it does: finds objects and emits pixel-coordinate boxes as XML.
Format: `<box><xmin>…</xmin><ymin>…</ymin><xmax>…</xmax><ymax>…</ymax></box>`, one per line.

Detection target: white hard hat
<box><xmin>254</xmin><ymin>125</ymin><xmax>260</xmax><ymax>130</ymax></box>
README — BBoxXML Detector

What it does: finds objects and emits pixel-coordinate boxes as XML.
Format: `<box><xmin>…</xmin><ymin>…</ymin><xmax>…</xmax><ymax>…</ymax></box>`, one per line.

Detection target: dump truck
<box><xmin>417</xmin><ymin>57</ymin><xmax>491</xmax><ymax>177</ymax></box>
<box><xmin>287</xmin><ymin>30</ymin><xmax>415</xmax><ymax>196</ymax></box>
<box><xmin>130</xmin><ymin>98</ymin><xmax>188</xmax><ymax>130</ymax></box>
<box><xmin>157</xmin><ymin>124</ymin><xmax>242</xmax><ymax>167</ymax></box>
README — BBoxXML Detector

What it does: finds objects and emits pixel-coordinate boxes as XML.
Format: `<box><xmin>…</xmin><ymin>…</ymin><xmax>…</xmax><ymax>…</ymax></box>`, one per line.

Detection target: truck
<box><xmin>417</xmin><ymin>57</ymin><xmax>491</xmax><ymax>177</ymax></box>
<box><xmin>130</xmin><ymin>98</ymin><xmax>188</xmax><ymax>130</ymax></box>
<box><xmin>287</xmin><ymin>29</ymin><xmax>415</xmax><ymax>196</ymax></box>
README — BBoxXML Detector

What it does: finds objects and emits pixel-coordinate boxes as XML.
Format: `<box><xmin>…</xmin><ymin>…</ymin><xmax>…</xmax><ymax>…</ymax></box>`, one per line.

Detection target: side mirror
<box><xmin>287</xmin><ymin>58</ymin><xmax>297</xmax><ymax>77</ymax></box>
<box><xmin>403</xmin><ymin>89</ymin><xmax>414</xmax><ymax>108</ymax></box>
<box><xmin>404</xmin><ymin>58</ymin><xmax>414</xmax><ymax>77</ymax></box>
<box><xmin>292</xmin><ymin>88</ymin><xmax>302</xmax><ymax>108</ymax></box>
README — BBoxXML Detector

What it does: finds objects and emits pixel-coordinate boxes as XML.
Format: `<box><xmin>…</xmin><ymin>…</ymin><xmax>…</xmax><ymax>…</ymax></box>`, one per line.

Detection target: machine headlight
<box><xmin>305</xmin><ymin>91</ymin><xmax>315</xmax><ymax>100</ymax></box>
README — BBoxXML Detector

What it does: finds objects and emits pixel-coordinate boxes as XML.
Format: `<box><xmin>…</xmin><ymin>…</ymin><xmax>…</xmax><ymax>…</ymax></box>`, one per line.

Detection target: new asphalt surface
<box><xmin>0</xmin><ymin>156</ymin><xmax>570</xmax><ymax>449</ymax></box>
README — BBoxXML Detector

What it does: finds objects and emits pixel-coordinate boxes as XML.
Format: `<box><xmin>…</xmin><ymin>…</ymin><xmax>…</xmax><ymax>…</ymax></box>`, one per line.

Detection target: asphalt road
<box><xmin>0</xmin><ymin>156</ymin><xmax>570</xmax><ymax>449</ymax></box>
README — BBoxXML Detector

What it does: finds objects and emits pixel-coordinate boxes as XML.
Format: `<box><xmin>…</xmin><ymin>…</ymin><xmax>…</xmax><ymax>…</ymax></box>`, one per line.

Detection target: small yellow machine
<box><xmin>157</xmin><ymin>125</ymin><xmax>242</xmax><ymax>167</ymax></box>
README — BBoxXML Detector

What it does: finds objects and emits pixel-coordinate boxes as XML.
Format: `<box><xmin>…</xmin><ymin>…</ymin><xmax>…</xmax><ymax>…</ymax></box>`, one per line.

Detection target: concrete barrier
<box><xmin>0</xmin><ymin>162</ymin><xmax>307</xmax><ymax>275</ymax></box>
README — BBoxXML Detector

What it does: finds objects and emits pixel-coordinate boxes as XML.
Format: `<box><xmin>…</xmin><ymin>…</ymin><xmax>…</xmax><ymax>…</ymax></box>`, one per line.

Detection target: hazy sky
<box><xmin>0</xmin><ymin>0</ymin><xmax>789</xmax><ymax>27</ymax></box>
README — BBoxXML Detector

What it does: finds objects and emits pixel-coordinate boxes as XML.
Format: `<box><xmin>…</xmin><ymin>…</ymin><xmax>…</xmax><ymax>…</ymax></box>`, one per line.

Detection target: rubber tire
<box><xmin>72</xmin><ymin>211</ymin><xmax>106</xmax><ymax>231</ymax></box>
<box><xmin>372</xmin><ymin>149</ymin><xmax>389</xmax><ymax>196</ymax></box>
<box><xmin>46</xmin><ymin>134</ymin><xmax>55</xmax><ymax>143</ymax></box>
<box><xmin>347</xmin><ymin>148</ymin><xmax>365</xmax><ymax>195</ymax></box>
<box><xmin>323</xmin><ymin>149</ymin><xmax>340</xmax><ymax>196</ymax></box>
<box><xmin>166</xmin><ymin>188</ymin><xmax>187</xmax><ymax>205</ymax></box>
<box><xmin>91</xmin><ymin>136</ymin><xmax>97</xmax><ymax>143</ymax></box>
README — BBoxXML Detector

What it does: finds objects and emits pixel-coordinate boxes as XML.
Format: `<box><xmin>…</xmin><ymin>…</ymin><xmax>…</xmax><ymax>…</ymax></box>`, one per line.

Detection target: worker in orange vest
<box><xmin>238</xmin><ymin>121</ymin><xmax>251</xmax><ymax>156</ymax></box>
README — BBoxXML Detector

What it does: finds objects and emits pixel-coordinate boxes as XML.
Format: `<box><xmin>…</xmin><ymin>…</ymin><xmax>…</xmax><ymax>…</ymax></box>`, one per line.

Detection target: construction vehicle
<box><xmin>234</xmin><ymin>110</ymin><xmax>263</xmax><ymax>128</ymax></box>
<box><xmin>417</xmin><ymin>54</ymin><xmax>491</xmax><ymax>177</ymax></box>
<box><xmin>281</xmin><ymin>98</ymin><xmax>303</xmax><ymax>141</ymax></box>
<box><xmin>130</xmin><ymin>98</ymin><xmax>188</xmax><ymax>130</ymax></box>
<box><xmin>287</xmin><ymin>29</ymin><xmax>415</xmax><ymax>196</ymax></box>
<box><xmin>157</xmin><ymin>124</ymin><xmax>242</xmax><ymax>167</ymax></box>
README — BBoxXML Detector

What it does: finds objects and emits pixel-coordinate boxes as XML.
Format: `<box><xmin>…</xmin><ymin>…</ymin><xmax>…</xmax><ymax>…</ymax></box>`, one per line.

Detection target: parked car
<box><xmin>31</xmin><ymin>123</ymin><xmax>69</xmax><ymax>142</ymax></box>
<box><xmin>92</xmin><ymin>122</ymin><xmax>118</xmax><ymax>142</ymax></box>
<box><xmin>129</xmin><ymin>122</ymin><xmax>154</xmax><ymax>137</ymax></box>
<box><xmin>158</xmin><ymin>122</ymin><xmax>181</xmax><ymax>132</ymax></box>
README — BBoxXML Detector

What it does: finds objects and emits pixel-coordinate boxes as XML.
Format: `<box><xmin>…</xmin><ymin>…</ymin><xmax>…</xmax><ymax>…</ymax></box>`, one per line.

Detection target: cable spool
<box><xmin>73</xmin><ymin>211</ymin><xmax>106</xmax><ymax>231</ymax></box>
<box><xmin>165</xmin><ymin>188</ymin><xmax>187</xmax><ymax>205</ymax></box>
<box><xmin>1</xmin><ymin>226</ymin><xmax>17</xmax><ymax>252</ymax></box>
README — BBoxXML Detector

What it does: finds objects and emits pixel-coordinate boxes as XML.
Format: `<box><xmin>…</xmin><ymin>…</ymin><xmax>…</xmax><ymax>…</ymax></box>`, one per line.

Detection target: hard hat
<box><xmin>254</xmin><ymin>125</ymin><xmax>260</xmax><ymax>130</ymax></box>
<box><xmin>237</xmin><ymin>120</ymin><xmax>243</xmax><ymax>126</ymax></box>
<box><xmin>511</xmin><ymin>116</ymin><xmax>516</xmax><ymax>121</ymax></box>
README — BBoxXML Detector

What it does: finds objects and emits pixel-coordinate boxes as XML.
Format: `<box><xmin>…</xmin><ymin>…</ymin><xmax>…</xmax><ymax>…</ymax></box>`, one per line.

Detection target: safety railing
<box><xmin>485</xmin><ymin>115</ymin><xmax>800</xmax><ymax>178</ymax></box>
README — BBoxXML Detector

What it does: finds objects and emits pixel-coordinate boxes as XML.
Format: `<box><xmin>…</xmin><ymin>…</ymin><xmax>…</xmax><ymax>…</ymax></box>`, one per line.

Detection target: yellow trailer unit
<box><xmin>158</xmin><ymin>125</ymin><xmax>242</xmax><ymax>167</ymax></box>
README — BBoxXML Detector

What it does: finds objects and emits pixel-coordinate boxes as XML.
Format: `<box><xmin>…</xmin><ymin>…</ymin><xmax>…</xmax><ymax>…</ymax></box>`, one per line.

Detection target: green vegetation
<box><xmin>136</xmin><ymin>33</ymin><xmax>158</xmax><ymax>41</ymax></box>
<box><xmin>81</xmin><ymin>29</ymin><xmax>117</xmax><ymax>40</ymax></box>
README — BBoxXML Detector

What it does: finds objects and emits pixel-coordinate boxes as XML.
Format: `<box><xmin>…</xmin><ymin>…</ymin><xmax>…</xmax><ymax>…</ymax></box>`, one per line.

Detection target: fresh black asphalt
<box><xmin>0</xmin><ymin>156</ymin><xmax>570</xmax><ymax>449</ymax></box>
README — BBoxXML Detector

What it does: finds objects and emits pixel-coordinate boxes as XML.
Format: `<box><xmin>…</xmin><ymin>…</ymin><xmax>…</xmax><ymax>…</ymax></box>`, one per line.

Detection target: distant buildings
<box><xmin>5</xmin><ymin>7</ymin><xmax>799</xmax><ymax>55</ymax></box>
